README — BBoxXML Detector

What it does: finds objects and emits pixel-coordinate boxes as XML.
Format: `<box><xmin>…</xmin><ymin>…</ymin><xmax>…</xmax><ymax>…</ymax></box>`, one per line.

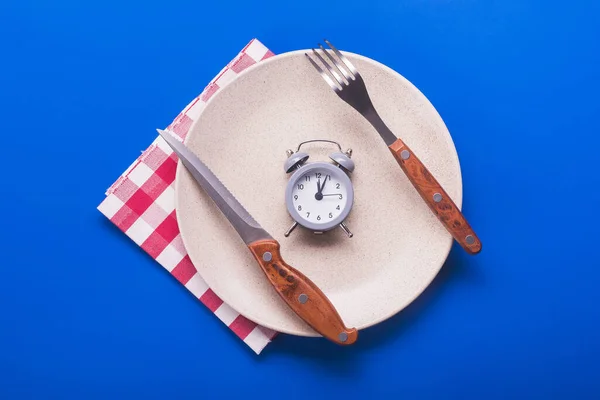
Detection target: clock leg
<box><xmin>284</xmin><ymin>221</ymin><xmax>299</xmax><ymax>237</ymax></box>
<box><xmin>339</xmin><ymin>222</ymin><xmax>353</xmax><ymax>238</ymax></box>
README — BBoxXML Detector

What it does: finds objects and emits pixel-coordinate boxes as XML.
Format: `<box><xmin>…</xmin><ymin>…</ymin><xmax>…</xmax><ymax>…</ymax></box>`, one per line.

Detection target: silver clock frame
<box><xmin>285</xmin><ymin>162</ymin><xmax>354</xmax><ymax>233</ymax></box>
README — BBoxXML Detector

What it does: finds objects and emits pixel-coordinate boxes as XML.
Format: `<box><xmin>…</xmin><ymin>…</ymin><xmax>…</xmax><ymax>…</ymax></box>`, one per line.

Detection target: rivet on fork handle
<box><xmin>306</xmin><ymin>39</ymin><xmax>482</xmax><ymax>255</ymax></box>
<box><xmin>389</xmin><ymin>139</ymin><xmax>482</xmax><ymax>254</ymax></box>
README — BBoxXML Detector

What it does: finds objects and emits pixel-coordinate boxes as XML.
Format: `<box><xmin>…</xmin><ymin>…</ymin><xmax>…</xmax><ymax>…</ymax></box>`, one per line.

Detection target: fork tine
<box><xmin>305</xmin><ymin>53</ymin><xmax>340</xmax><ymax>91</ymax></box>
<box><xmin>311</xmin><ymin>48</ymin><xmax>345</xmax><ymax>87</ymax></box>
<box><xmin>324</xmin><ymin>39</ymin><xmax>358</xmax><ymax>77</ymax></box>
<box><xmin>318</xmin><ymin>43</ymin><xmax>352</xmax><ymax>83</ymax></box>
<box><xmin>312</xmin><ymin>49</ymin><xmax>346</xmax><ymax>88</ymax></box>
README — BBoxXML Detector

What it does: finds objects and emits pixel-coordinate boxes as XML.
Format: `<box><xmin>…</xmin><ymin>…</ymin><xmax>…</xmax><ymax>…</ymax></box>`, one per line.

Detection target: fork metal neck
<box><xmin>362</xmin><ymin>107</ymin><xmax>397</xmax><ymax>146</ymax></box>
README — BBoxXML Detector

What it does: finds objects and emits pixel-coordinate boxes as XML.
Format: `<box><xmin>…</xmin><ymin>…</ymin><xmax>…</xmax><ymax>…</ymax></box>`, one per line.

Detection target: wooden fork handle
<box><xmin>247</xmin><ymin>239</ymin><xmax>358</xmax><ymax>345</ymax></box>
<box><xmin>389</xmin><ymin>138</ymin><xmax>482</xmax><ymax>255</ymax></box>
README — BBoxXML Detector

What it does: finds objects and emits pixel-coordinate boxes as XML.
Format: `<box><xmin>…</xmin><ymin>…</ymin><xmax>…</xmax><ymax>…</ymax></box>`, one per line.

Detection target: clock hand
<box><xmin>315</xmin><ymin>178</ymin><xmax>323</xmax><ymax>201</ymax></box>
<box><xmin>320</xmin><ymin>175</ymin><xmax>328</xmax><ymax>192</ymax></box>
<box><xmin>321</xmin><ymin>193</ymin><xmax>341</xmax><ymax>196</ymax></box>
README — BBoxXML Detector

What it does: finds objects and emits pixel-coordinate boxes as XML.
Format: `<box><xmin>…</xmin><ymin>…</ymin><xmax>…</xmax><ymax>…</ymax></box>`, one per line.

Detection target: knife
<box><xmin>156</xmin><ymin>129</ymin><xmax>358</xmax><ymax>345</ymax></box>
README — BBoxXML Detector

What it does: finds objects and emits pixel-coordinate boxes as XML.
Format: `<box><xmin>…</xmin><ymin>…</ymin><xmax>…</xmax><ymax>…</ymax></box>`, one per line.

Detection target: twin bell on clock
<box><xmin>283</xmin><ymin>139</ymin><xmax>355</xmax><ymax>238</ymax></box>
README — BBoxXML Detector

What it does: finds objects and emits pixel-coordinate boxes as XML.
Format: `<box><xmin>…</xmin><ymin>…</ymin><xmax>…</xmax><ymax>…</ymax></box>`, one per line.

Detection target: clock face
<box><xmin>286</xmin><ymin>162</ymin><xmax>353</xmax><ymax>231</ymax></box>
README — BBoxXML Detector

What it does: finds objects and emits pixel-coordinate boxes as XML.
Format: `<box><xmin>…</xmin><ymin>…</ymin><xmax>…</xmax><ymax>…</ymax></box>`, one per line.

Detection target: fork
<box><xmin>306</xmin><ymin>40</ymin><xmax>482</xmax><ymax>255</ymax></box>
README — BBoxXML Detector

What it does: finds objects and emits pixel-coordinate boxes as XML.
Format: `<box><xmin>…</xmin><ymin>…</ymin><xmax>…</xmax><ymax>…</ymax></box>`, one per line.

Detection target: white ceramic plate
<box><xmin>175</xmin><ymin>50</ymin><xmax>463</xmax><ymax>337</ymax></box>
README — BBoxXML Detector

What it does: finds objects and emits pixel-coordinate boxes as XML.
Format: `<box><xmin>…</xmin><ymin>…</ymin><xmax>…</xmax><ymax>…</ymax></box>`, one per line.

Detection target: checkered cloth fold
<box><xmin>98</xmin><ymin>39</ymin><xmax>278</xmax><ymax>354</ymax></box>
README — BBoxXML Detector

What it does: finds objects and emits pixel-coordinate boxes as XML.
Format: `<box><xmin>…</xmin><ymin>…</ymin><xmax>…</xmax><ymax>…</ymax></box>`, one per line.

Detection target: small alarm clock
<box><xmin>283</xmin><ymin>139</ymin><xmax>355</xmax><ymax>238</ymax></box>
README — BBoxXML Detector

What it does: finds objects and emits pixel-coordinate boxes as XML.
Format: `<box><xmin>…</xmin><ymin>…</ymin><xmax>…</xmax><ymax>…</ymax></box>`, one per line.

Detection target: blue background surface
<box><xmin>1</xmin><ymin>0</ymin><xmax>600</xmax><ymax>398</ymax></box>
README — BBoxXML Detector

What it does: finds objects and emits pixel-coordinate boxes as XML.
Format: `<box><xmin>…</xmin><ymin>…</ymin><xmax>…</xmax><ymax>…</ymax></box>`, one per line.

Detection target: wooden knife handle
<box><xmin>247</xmin><ymin>239</ymin><xmax>358</xmax><ymax>345</ymax></box>
<box><xmin>389</xmin><ymin>138</ymin><xmax>482</xmax><ymax>255</ymax></box>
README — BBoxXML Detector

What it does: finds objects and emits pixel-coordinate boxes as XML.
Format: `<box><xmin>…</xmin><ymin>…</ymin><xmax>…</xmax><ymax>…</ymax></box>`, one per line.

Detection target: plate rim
<box><xmin>173</xmin><ymin>48</ymin><xmax>463</xmax><ymax>336</ymax></box>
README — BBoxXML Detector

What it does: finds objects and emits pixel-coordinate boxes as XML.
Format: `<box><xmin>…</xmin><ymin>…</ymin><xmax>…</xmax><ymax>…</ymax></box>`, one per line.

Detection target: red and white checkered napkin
<box><xmin>97</xmin><ymin>39</ymin><xmax>278</xmax><ymax>354</ymax></box>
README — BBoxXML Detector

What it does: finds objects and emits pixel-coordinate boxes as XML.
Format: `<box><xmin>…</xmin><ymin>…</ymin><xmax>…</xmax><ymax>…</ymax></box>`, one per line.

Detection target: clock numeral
<box><xmin>306</xmin><ymin>212</ymin><xmax>310</xmax><ymax>218</ymax></box>
<box><xmin>317</xmin><ymin>215</ymin><xmax>321</xmax><ymax>221</ymax></box>
<box><xmin>305</xmin><ymin>176</ymin><xmax>310</xmax><ymax>182</ymax></box>
<box><xmin>336</xmin><ymin>205</ymin><xmax>340</xmax><ymax>210</ymax></box>
<box><xmin>336</xmin><ymin>183</ymin><xmax>340</xmax><ymax>189</ymax></box>
<box><xmin>294</xmin><ymin>195</ymin><xmax>298</xmax><ymax>200</ymax></box>
<box><xmin>329</xmin><ymin>213</ymin><xmax>333</xmax><ymax>218</ymax></box>
<box><xmin>326</xmin><ymin>174</ymin><xmax>331</xmax><ymax>180</ymax></box>
<box><xmin>297</xmin><ymin>184</ymin><xmax>304</xmax><ymax>190</ymax></box>
<box><xmin>315</xmin><ymin>172</ymin><xmax>322</xmax><ymax>179</ymax></box>
<box><xmin>297</xmin><ymin>205</ymin><xmax>302</xmax><ymax>211</ymax></box>
<box><xmin>339</xmin><ymin>194</ymin><xmax>343</xmax><ymax>199</ymax></box>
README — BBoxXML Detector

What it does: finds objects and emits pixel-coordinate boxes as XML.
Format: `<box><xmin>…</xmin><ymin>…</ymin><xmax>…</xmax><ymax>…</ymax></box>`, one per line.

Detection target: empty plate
<box><xmin>174</xmin><ymin>49</ymin><xmax>462</xmax><ymax>336</ymax></box>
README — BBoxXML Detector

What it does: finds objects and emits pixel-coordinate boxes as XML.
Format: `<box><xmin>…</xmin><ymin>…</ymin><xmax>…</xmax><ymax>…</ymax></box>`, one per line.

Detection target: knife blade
<box><xmin>157</xmin><ymin>129</ymin><xmax>358</xmax><ymax>345</ymax></box>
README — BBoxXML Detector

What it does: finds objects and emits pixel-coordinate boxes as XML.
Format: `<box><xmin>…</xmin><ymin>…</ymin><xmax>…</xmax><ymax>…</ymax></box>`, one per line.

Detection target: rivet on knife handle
<box><xmin>248</xmin><ymin>239</ymin><xmax>358</xmax><ymax>345</ymax></box>
<box><xmin>389</xmin><ymin>139</ymin><xmax>482</xmax><ymax>254</ymax></box>
<box><xmin>156</xmin><ymin>128</ymin><xmax>356</xmax><ymax>345</ymax></box>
